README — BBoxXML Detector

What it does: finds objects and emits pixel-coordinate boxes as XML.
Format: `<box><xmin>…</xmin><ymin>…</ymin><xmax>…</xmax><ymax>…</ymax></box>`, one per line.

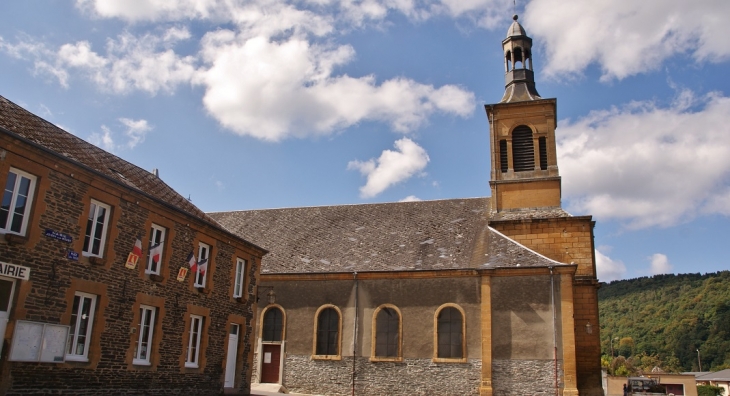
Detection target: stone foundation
<box><xmin>492</xmin><ymin>359</ymin><xmax>560</xmax><ymax>396</ymax></box>
<box><xmin>281</xmin><ymin>355</ymin><xmax>481</xmax><ymax>395</ymax></box>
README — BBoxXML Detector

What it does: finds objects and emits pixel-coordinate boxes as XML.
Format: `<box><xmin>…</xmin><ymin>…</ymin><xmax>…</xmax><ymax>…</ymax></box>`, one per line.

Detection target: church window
<box><xmin>499</xmin><ymin>140</ymin><xmax>508</xmax><ymax>173</ymax></box>
<box><xmin>372</xmin><ymin>305</ymin><xmax>401</xmax><ymax>360</ymax></box>
<box><xmin>435</xmin><ymin>305</ymin><xmax>465</xmax><ymax>361</ymax></box>
<box><xmin>314</xmin><ymin>305</ymin><xmax>341</xmax><ymax>358</ymax></box>
<box><xmin>539</xmin><ymin>137</ymin><xmax>548</xmax><ymax>170</ymax></box>
<box><xmin>512</xmin><ymin>125</ymin><xmax>535</xmax><ymax>172</ymax></box>
<box><xmin>262</xmin><ymin>307</ymin><xmax>284</xmax><ymax>342</ymax></box>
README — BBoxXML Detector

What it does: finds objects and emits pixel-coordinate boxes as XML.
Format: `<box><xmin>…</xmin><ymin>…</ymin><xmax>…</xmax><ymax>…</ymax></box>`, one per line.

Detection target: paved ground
<box><xmin>250</xmin><ymin>383</ymin><xmax>322</xmax><ymax>396</ymax></box>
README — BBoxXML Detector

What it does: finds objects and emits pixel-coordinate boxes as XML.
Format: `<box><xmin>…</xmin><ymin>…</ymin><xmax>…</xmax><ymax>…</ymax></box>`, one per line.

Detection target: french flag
<box><xmin>132</xmin><ymin>237</ymin><xmax>143</xmax><ymax>257</ymax></box>
<box><xmin>187</xmin><ymin>251</ymin><xmax>198</xmax><ymax>273</ymax></box>
<box><xmin>198</xmin><ymin>258</ymin><xmax>208</xmax><ymax>276</ymax></box>
<box><xmin>149</xmin><ymin>243</ymin><xmax>163</xmax><ymax>265</ymax></box>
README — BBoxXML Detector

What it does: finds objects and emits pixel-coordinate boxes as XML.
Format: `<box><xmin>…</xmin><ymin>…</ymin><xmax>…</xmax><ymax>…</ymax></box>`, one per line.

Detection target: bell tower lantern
<box><xmin>486</xmin><ymin>15</ymin><xmax>561</xmax><ymax>212</ymax></box>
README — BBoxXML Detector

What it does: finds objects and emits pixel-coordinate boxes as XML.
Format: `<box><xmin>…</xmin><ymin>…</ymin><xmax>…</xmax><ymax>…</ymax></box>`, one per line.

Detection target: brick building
<box><xmin>0</xmin><ymin>95</ymin><xmax>266</xmax><ymax>395</ymax></box>
<box><xmin>210</xmin><ymin>16</ymin><xmax>603</xmax><ymax>396</ymax></box>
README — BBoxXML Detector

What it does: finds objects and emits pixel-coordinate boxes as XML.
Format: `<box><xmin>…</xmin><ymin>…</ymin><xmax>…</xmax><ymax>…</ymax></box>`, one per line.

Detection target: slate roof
<box><xmin>696</xmin><ymin>369</ymin><xmax>730</xmax><ymax>381</ymax></box>
<box><xmin>0</xmin><ymin>95</ymin><xmax>217</xmax><ymax>225</ymax></box>
<box><xmin>210</xmin><ymin>198</ymin><xmax>566</xmax><ymax>274</ymax></box>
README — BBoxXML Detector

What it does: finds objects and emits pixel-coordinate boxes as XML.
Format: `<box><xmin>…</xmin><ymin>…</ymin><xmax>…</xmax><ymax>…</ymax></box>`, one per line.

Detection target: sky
<box><xmin>1</xmin><ymin>0</ymin><xmax>729</xmax><ymax>282</ymax></box>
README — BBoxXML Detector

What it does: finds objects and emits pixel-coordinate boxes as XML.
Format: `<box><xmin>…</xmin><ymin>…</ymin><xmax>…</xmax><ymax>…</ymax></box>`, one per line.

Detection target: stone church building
<box><xmin>211</xmin><ymin>16</ymin><xmax>602</xmax><ymax>396</ymax></box>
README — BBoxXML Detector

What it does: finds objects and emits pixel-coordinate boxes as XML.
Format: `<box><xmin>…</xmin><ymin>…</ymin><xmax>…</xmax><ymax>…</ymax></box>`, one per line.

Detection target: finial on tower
<box><xmin>513</xmin><ymin>14</ymin><xmax>518</xmax><ymax>21</ymax></box>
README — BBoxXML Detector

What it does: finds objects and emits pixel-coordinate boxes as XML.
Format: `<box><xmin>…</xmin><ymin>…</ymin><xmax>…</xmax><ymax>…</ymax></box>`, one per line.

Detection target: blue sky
<box><xmin>2</xmin><ymin>0</ymin><xmax>729</xmax><ymax>281</ymax></box>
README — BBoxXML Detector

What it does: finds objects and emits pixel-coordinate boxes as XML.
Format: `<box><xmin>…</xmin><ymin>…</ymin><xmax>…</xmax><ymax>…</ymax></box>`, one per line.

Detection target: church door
<box><xmin>260</xmin><ymin>344</ymin><xmax>281</xmax><ymax>383</ymax></box>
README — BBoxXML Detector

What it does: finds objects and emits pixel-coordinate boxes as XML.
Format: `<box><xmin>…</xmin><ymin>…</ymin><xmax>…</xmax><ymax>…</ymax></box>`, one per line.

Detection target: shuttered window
<box><xmin>499</xmin><ymin>140</ymin><xmax>508</xmax><ymax>173</ymax></box>
<box><xmin>512</xmin><ymin>126</ymin><xmax>534</xmax><ymax>172</ymax></box>
<box><xmin>539</xmin><ymin>137</ymin><xmax>548</xmax><ymax>170</ymax></box>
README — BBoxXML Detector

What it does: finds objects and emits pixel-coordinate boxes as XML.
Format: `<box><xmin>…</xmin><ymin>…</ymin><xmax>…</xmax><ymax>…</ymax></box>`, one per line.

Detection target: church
<box><xmin>211</xmin><ymin>16</ymin><xmax>602</xmax><ymax>396</ymax></box>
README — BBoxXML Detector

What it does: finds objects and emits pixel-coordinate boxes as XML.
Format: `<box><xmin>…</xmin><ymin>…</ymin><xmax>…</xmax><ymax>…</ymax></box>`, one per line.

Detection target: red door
<box><xmin>260</xmin><ymin>344</ymin><xmax>281</xmax><ymax>383</ymax></box>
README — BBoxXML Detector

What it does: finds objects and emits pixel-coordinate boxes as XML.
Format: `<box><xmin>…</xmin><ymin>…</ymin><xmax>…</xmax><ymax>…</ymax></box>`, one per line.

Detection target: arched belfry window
<box><xmin>539</xmin><ymin>137</ymin><xmax>548</xmax><ymax>170</ymax></box>
<box><xmin>514</xmin><ymin>47</ymin><xmax>523</xmax><ymax>68</ymax></box>
<box><xmin>512</xmin><ymin>125</ymin><xmax>535</xmax><ymax>172</ymax></box>
<box><xmin>262</xmin><ymin>307</ymin><xmax>284</xmax><ymax>342</ymax></box>
<box><xmin>435</xmin><ymin>305</ymin><xmax>465</xmax><ymax>360</ymax></box>
<box><xmin>315</xmin><ymin>306</ymin><xmax>340</xmax><ymax>357</ymax></box>
<box><xmin>372</xmin><ymin>305</ymin><xmax>402</xmax><ymax>360</ymax></box>
<box><xmin>505</xmin><ymin>50</ymin><xmax>512</xmax><ymax>71</ymax></box>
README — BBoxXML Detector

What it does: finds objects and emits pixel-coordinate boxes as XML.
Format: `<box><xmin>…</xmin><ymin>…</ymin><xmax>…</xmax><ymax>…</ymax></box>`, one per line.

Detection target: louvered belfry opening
<box><xmin>499</xmin><ymin>140</ymin><xmax>508</xmax><ymax>173</ymax></box>
<box><xmin>512</xmin><ymin>125</ymin><xmax>534</xmax><ymax>172</ymax></box>
<box><xmin>539</xmin><ymin>137</ymin><xmax>547</xmax><ymax>170</ymax></box>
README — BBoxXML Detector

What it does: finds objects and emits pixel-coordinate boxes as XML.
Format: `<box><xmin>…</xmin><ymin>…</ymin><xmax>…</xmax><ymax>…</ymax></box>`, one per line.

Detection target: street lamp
<box><xmin>610</xmin><ymin>337</ymin><xmax>619</xmax><ymax>358</ymax></box>
<box><xmin>697</xmin><ymin>349</ymin><xmax>702</xmax><ymax>372</ymax></box>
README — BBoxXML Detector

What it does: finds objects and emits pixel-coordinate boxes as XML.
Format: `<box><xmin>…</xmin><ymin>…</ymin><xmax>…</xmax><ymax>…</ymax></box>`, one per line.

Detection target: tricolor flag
<box><xmin>132</xmin><ymin>237</ymin><xmax>143</xmax><ymax>257</ymax></box>
<box><xmin>198</xmin><ymin>258</ymin><xmax>208</xmax><ymax>276</ymax></box>
<box><xmin>149</xmin><ymin>242</ymin><xmax>163</xmax><ymax>266</ymax></box>
<box><xmin>187</xmin><ymin>251</ymin><xmax>198</xmax><ymax>273</ymax></box>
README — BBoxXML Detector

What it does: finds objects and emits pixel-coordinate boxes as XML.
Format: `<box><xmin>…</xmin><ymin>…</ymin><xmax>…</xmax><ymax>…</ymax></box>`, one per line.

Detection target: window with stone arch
<box><xmin>433</xmin><ymin>303</ymin><xmax>466</xmax><ymax>362</ymax></box>
<box><xmin>371</xmin><ymin>304</ymin><xmax>402</xmax><ymax>362</ymax></box>
<box><xmin>511</xmin><ymin>125</ymin><xmax>535</xmax><ymax>172</ymax></box>
<box><xmin>261</xmin><ymin>306</ymin><xmax>285</xmax><ymax>342</ymax></box>
<box><xmin>312</xmin><ymin>305</ymin><xmax>341</xmax><ymax>359</ymax></box>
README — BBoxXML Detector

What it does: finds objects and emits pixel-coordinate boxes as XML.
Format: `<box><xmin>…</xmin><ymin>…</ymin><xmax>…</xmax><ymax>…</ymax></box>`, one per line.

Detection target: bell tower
<box><xmin>486</xmin><ymin>15</ymin><xmax>561</xmax><ymax>213</ymax></box>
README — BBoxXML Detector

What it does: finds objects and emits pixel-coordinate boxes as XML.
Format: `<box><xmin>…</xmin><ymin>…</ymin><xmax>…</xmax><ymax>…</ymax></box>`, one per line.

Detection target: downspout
<box><xmin>550</xmin><ymin>266</ymin><xmax>559</xmax><ymax>396</ymax></box>
<box><xmin>352</xmin><ymin>272</ymin><xmax>359</xmax><ymax>396</ymax></box>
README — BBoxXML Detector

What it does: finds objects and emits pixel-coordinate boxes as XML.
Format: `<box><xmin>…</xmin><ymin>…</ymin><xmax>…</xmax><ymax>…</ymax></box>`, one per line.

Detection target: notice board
<box><xmin>8</xmin><ymin>320</ymin><xmax>69</xmax><ymax>363</ymax></box>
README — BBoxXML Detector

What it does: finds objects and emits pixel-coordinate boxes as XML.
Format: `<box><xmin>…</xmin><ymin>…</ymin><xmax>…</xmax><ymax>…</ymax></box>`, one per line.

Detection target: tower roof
<box><xmin>507</xmin><ymin>14</ymin><xmax>527</xmax><ymax>37</ymax></box>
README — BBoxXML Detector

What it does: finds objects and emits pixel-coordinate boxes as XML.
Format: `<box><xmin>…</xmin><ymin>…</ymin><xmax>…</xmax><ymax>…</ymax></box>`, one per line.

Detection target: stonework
<box><xmin>283</xmin><ymin>355</ymin><xmax>482</xmax><ymax>396</ymax></box>
<box><xmin>492</xmin><ymin>359</ymin><xmax>559</xmax><ymax>396</ymax></box>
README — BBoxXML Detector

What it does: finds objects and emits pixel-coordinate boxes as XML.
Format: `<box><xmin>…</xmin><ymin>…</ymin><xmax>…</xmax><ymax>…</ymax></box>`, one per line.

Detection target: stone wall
<box><xmin>492</xmin><ymin>359</ymin><xmax>559</xmax><ymax>396</ymax></box>
<box><xmin>282</xmin><ymin>355</ymin><xmax>482</xmax><ymax>395</ymax></box>
<box><xmin>0</xmin><ymin>135</ymin><xmax>263</xmax><ymax>395</ymax></box>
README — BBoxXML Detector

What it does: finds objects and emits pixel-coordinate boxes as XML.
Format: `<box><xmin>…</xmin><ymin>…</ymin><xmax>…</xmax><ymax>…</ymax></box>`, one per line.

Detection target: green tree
<box><xmin>697</xmin><ymin>385</ymin><xmax>724</xmax><ymax>396</ymax></box>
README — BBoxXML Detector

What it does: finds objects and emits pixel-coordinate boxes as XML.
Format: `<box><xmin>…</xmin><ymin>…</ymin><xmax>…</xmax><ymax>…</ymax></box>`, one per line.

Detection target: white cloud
<box><xmin>88</xmin><ymin>125</ymin><xmax>116</xmax><ymax>152</ymax></box>
<box><xmin>558</xmin><ymin>90</ymin><xmax>730</xmax><ymax>229</ymax></box>
<box><xmin>595</xmin><ymin>248</ymin><xmax>626</xmax><ymax>282</ymax></box>
<box><xmin>119</xmin><ymin>118</ymin><xmax>152</xmax><ymax>148</ymax></box>
<box><xmin>196</xmin><ymin>31</ymin><xmax>475</xmax><ymax>141</ymax></box>
<box><xmin>400</xmin><ymin>195</ymin><xmax>421</xmax><ymax>202</ymax></box>
<box><xmin>88</xmin><ymin>118</ymin><xmax>152</xmax><ymax>151</ymax></box>
<box><xmin>648</xmin><ymin>253</ymin><xmax>672</xmax><ymax>275</ymax></box>
<box><xmin>525</xmin><ymin>0</ymin><xmax>730</xmax><ymax>81</ymax></box>
<box><xmin>348</xmin><ymin>138</ymin><xmax>429</xmax><ymax>198</ymax></box>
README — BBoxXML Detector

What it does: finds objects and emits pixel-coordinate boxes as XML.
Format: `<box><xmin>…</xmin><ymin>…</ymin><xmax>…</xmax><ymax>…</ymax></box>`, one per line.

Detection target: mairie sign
<box><xmin>0</xmin><ymin>261</ymin><xmax>30</xmax><ymax>280</ymax></box>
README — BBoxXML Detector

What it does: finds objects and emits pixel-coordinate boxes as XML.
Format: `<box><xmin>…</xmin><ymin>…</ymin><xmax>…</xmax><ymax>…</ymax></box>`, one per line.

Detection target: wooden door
<box><xmin>224</xmin><ymin>324</ymin><xmax>239</xmax><ymax>388</ymax></box>
<box><xmin>260</xmin><ymin>344</ymin><xmax>281</xmax><ymax>383</ymax></box>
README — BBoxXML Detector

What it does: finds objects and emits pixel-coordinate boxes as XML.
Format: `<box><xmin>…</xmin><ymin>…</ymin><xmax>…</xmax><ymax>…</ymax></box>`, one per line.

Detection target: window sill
<box><xmin>132</xmin><ymin>359</ymin><xmax>152</xmax><ymax>366</ymax></box>
<box><xmin>432</xmin><ymin>357</ymin><xmax>468</xmax><ymax>364</ymax></box>
<box><xmin>369</xmin><ymin>356</ymin><xmax>403</xmax><ymax>363</ymax></box>
<box><xmin>312</xmin><ymin>355</ymin><xmax>341</xmax><ymax>361</ymax></box>
<box><xmin>64</xmin><ymin>355</ymin><xmax>89</xmax><ymax>363</ymax></box>
<box><xmin>195</xmin><ymin>287</ymin><xmax>210</xmax><ymax>295</ymax></box>
<box><xmin>184</xmin><ymin>362</ymin><xmax>199</xmax><ymax>369</ymax></box>
<box><xmin>234</xmin><ymin>296</ymin><xmax>244</xmax><ymax>303</ymax></box>
<box><xmin>4</xmin><ymin>233</ymin><xmax>28</xmax><ymax>246</ymax></box>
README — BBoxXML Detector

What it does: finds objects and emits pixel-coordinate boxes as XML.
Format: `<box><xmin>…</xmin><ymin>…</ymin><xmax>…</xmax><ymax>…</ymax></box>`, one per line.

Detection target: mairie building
<box><xmin>210</xmin><ymin>16</ymin><xmax>603</xmax><ymax>396</ymax></box>
<box><xmin>0</xmin><ymin>95</ymin><xmax>266</xmax><ymax>394</ymax></box>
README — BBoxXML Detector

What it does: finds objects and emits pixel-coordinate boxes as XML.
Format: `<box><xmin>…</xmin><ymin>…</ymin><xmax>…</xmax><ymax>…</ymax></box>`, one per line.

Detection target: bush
<box><xmin>697</xmin><ymin>384</ymin><xmax>725</xmax><ymax>396</ymax></box>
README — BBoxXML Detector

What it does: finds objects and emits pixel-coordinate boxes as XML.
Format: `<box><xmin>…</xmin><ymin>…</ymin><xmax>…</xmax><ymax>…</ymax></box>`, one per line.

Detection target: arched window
<box><xmin>436</xmin><ymin>306</ymin><xmax>464</xmax><ymax>359</ymax></box>
<box><xmin>512</xmin><ymin>125</ymin><xmax>535</xmax><ymax>172</ymax></box>
<box><xmin>505</xmin><ymin>50</ymin><xmax>512</xmax><ymax>71</ymax></box>
<box><xmin>514</xmin><ymin>47</ymin><xmax>523</xmax><ymax>69</ymax></box>
<box><xmin>262</xmin><ymin>307</ymin><xmax>283</xmax><ymax>342</ymax></box>
<box><xmin>372</xmin><ymin>305</ymin><xmax>401</xmax><ymax>360</ymax></box>
<box><xmin>315</xmin><ymin>306</ymin><xmax>340</xmax><ymax>356</ymax></box>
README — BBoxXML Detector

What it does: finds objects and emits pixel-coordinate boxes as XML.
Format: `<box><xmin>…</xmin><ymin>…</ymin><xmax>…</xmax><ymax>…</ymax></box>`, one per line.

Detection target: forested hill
<box><xmin>599</xmin><ymin>271</ymin><xmax>730</xmax><ymax>373</ymax></box>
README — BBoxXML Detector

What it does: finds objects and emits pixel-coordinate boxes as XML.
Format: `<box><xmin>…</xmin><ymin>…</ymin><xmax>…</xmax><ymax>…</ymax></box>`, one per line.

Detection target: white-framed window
<box><xmin>83</xmin><ymin>200</ymin><xmax>111</xmax><ymax>257</ymax></box>
<box><xmin>66</xmin><ymin>292</ymin><xmax>97</xmax><ymax>361</ymax></box>
<box><xmin>185</xmin><ymin>314</ymin><xmax>204</xmax><ymax>368</ymax></box>
<box><xmin>0</xmin><ymin>168</ymin><xmax>37</xmax><ymax>236</ymax></box>
<box><xmin>194</xmin><ymin>243</ymin><xmax>210</xmax><ymax>288</ymax></box>
<box><xmin>233</xmin><ymin>258</ymin><xmax>246</xmax><ymax>298</ymax></box>
<box><xmin>133</xmin><ymin>305</ymin><xmax>156</xmax><ymax>365</ymax></box>
<box><xmin>146</xmin><ymin>224</ymin><xmax>165</xmax><ymax>275</ymax></box>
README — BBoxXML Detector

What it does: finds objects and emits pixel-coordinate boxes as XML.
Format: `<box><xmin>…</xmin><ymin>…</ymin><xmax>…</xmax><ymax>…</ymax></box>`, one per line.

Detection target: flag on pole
<box><xmin>187</xmin><ymin>251</ymin><xmax>198</xmax><ymax>273</ymax></box>
<box><xmin>198</xmin><ymin>258</ymin><xmax>208</xmax><ymax>276</ymax></box>
<box><xmin>149</xmin><ymin>242</ymin><xmax>163</xmax><ymax>266</ymax></box>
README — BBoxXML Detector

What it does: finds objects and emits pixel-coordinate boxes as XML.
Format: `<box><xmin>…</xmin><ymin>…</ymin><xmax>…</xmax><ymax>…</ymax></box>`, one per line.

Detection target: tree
<box><xmin>697</xmin><ymin>385</ymin><xmax>724</xmax><ymax>396</ymax></box>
